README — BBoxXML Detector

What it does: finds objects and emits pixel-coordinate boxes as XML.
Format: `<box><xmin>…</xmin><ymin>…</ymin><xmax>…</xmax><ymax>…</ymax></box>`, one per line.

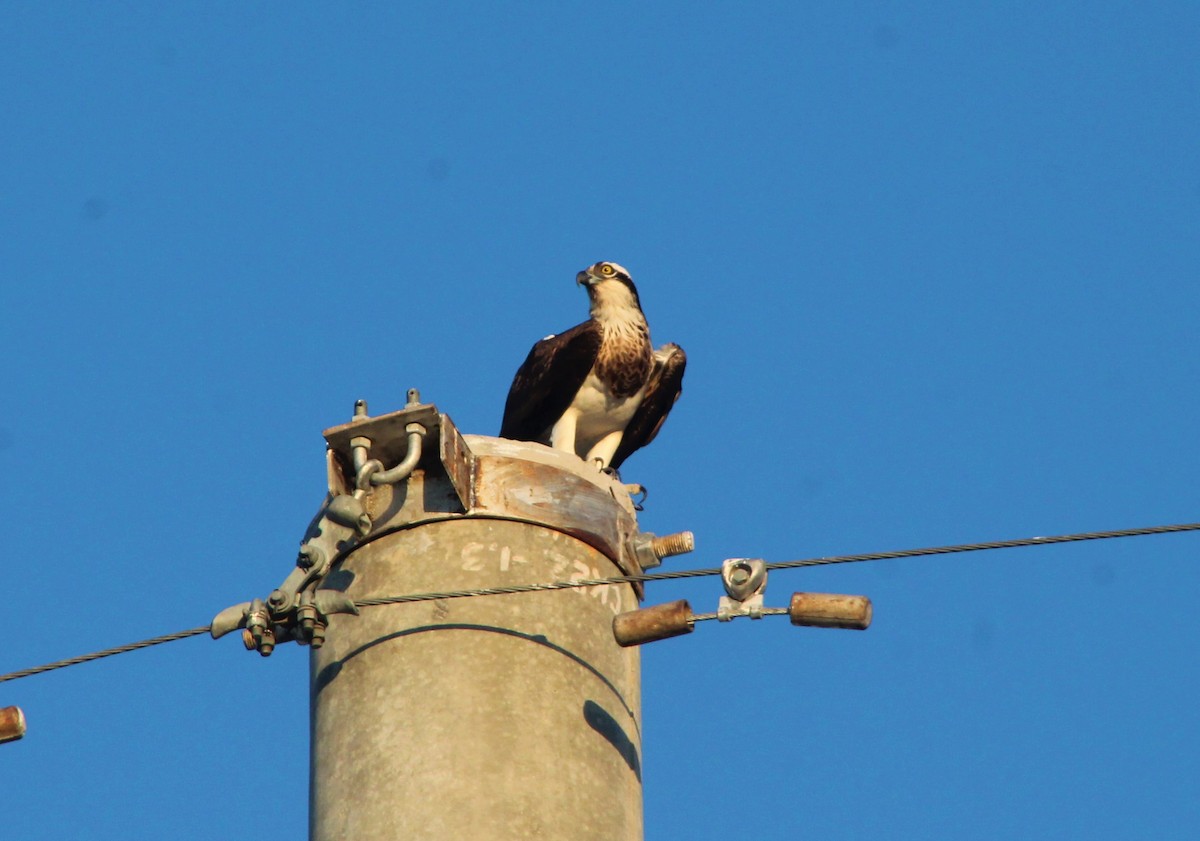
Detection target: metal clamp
<box><xmin>211</xmin><ymin>391</ymin><xmax>447</xmax><ymax>656</ymax></box>
<box><xmin>613</xmin><ymin>556</ymin><xmax>874</xmax><ymax>647</ymax></box>
<box><xmin>717</xmin><ymin>558</ymin><xmax>768</xmax><ymax>620</ymax></box>
<box><xmin>351</xmin><ymin>390</ymin><xmax>428</xmax><ymax>491</ymax></box>
<box><xmin>210</xmin><ymin>492</ymin><xmax>369</xmax><ymax>655</ymax></box>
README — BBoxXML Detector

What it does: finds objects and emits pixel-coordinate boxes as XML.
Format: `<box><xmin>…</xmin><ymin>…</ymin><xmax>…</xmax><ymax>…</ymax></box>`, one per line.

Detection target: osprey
<box><xmin>500</xmin><ymin>261</ymin><xmax>686</xmax><ymax>471</ymax></box>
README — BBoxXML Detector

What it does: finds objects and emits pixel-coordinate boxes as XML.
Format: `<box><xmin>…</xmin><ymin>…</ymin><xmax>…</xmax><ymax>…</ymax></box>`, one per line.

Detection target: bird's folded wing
<box><xmin>609</xmin><ymin>343</ymin><xmax>686</xmax><ymax>469</ymax></box>
<box><xmin>500</xmin><ymin>321</ymin><xmax>603</xmax><ymax>442</ymax></box>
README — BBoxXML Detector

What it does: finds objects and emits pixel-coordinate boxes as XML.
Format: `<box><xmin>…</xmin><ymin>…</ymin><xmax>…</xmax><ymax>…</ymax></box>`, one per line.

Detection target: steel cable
<box><xmin>0</xmin><ymin>627</ymin><xmax>211</xmax><ymax>684</ymax></box>
<box><xmin>3</xmin><ymin>520</ymin><xmax>1198</xmax><ymax>684</ymax></box>
<box><xmin>357</xmin><ymin>520</ymin><xmax>1200</xmax><ymax>607</ymax></box>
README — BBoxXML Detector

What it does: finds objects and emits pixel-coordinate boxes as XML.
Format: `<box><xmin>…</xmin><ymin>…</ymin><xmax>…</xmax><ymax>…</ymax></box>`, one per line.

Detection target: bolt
<box><xmin>353</xmin><ymin>399</ymin><xmax>369</xmax><ymax>420</ymax></box>
<box><xmin>255</xmin><ymin>625</ymin><xmax>277</xmax><ymax>657</ymax></box>
<box><xmin>407</xmin><ymin>388</ymin><xmax>421</xmax><ymax>406</ymax></box>
<box><xmin>650</xmin><ymin>531</ymin><xmax>694</xmax><ymax>560</ymax></box>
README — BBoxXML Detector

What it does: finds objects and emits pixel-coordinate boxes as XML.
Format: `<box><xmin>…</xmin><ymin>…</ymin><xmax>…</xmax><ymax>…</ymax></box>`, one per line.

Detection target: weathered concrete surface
<box><xmin>310</xmin><ymin>437</ymin><xmax>643</xmax><ymax>841</ymax></box>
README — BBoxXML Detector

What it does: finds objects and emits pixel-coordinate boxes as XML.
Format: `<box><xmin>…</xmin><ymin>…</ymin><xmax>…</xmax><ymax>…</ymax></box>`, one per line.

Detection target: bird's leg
<box><xmin>549</xmin><ymin>409</ymin><xmax>580</xmax><ymax>457</ymax></box>
<box><xmin>585</xmin><ymin>430</ymin><xmax>624</xmax><ymax>470</ymax></box>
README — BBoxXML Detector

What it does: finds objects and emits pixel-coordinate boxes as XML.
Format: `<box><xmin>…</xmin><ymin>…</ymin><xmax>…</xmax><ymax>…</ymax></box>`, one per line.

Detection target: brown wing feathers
<box><xmin>499</xmin><ymin>321</ymin><xmax>602</xmax><ymax>443</ymax></box>
<box><xmin>609</xmin><ymin>343</ymin><xmax>686</xmax><ymax>469</ymax></box>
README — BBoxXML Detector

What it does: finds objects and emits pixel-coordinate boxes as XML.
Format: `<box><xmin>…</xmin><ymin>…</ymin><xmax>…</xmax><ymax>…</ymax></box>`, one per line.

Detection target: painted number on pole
<box><xmin>459</xmin><ymin>542</ymin><xmax>623</xmax><ymax>615</ymax></box>
<box><xmin>460</xmin><ymin>542</ymin><xmax>528</xmax><ymax>572</ymax></box>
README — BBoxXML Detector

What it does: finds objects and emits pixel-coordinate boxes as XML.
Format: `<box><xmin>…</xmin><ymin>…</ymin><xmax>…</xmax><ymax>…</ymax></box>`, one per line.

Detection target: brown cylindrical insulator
<box><xmin>789</xmin><ymin>592</ymin><xmax>873</xmax><ymax>630</ymax></box>
<box><xmin>613</xmin><ymin>600</ymin><xmax>695</xmax><ymax>647</ymax></box>
<box><xmin>0</xmin><ymin>706</ymin><xmax>27</xmax><ymax>744</ymax></box>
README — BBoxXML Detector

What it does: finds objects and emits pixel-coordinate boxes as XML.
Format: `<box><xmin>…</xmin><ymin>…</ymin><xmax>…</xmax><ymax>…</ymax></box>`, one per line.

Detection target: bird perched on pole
<box><xmin>500</xmin><ymin>261</ymin><xmax>686</xmax><ymax>472</ymax></box>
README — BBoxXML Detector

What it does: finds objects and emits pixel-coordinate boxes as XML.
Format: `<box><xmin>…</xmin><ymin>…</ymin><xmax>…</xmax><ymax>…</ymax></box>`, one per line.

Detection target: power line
<box><xmin>358</xmin><ymin>520</ymin><xmax>1200</xmax><ymax>607</ymax></box>
<box><xmin>0</xmin><ymin>627</ymin><xmax>210</xmax><ymax>684</ymax></box>
<box><xmin>3</xmin><ymin>519</ymin><xmax>1197</xmax><ymax>684</ymax></box>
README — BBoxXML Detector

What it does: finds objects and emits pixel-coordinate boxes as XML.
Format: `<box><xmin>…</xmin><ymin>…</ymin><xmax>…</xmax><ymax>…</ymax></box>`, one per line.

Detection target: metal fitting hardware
<box><xmin>211</xmin><ymin>491</ymin><xmax>368</xmax><ymax>655</ymax></box>
<box><xmin>323</xmin><ymin>391</ymin><xmax>473</xmax><ymax>511</ymax></box>
<box><xmin>631</xmin><ymin>530</ymin><xmax>695</xmax><ymax>570</ymax></box>
<box><xmin>718</xmin><ymin>558</ymin><xmax>768</xmax><ymax>620</ymax></box>
<box><xmin>350</xmin><ymin>390</ymin><xmax>430</xmax><ymax>490</ymax></box>
<box><xmin>612</xmin><ymin>556</ymin><xmax>874</xmax><ymax>646</ymax></box>
<box><xmin>243</xmin><ymin>598</ymin><xmax>275</xmax><ymax>656</ymax></box>
<box><xmin>366</xmin><ymin>424</ymin><xmax>426</xmax><ymax>486</ymax></box>
<box><xmin>212</xmin><ymin>391</ymin><xmax>458</xmax><ymax>657</ymax></box>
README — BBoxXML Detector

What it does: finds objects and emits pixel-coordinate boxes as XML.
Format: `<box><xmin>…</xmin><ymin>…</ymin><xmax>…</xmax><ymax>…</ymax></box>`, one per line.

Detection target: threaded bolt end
<box><xmin>651</xmin><ymin>531</ymin><xmax>694</xmax><ymax>559</ymax></box>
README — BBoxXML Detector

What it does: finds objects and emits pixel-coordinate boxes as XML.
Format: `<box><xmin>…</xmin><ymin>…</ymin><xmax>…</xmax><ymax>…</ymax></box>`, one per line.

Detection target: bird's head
<box><xmin>577</xmin><ymin>261</ymin><xmax>643</xmax><ymax>315</ymax></box>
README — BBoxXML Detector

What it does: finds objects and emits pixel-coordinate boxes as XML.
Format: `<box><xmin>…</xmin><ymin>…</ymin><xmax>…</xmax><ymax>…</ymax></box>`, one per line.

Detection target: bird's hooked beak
<box><xmin>576</xmin><ymin>268</ymin><xmax>595</xmax><ymax>287</ymax></box>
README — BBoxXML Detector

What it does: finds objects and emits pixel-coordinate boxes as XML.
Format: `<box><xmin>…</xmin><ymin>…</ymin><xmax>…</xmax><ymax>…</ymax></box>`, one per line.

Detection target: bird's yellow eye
<box><xmin>600</xmin><ymin>264</ymin><xmax>615</xmax><ymax>276</ymax></box>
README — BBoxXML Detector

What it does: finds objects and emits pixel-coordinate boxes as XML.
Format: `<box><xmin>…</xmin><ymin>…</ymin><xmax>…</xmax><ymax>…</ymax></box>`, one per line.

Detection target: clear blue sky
<box><xmin>4</xmin><ymin>3</ymin><xmax>1199</xmax><ymax>839</ymax></box>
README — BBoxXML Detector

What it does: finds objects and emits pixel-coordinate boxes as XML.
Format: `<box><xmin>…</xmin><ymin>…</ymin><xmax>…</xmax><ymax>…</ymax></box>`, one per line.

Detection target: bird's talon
<box><xmin>625</xmin><ymin>483</ymin><xmax>647</xmax><ymax>510</ymax></box>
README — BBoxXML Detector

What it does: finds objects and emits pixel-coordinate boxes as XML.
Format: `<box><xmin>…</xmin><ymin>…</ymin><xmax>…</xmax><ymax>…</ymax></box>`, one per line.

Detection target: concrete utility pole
<box><xmin>307</xmin><ymin>402</ymin><xmax>681</xmax><ymax>840</ymax></box>
<box><xmin>208</xmin><ymin>394</ymin><xmax>866</xmax><ymax>838</ymax></box>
